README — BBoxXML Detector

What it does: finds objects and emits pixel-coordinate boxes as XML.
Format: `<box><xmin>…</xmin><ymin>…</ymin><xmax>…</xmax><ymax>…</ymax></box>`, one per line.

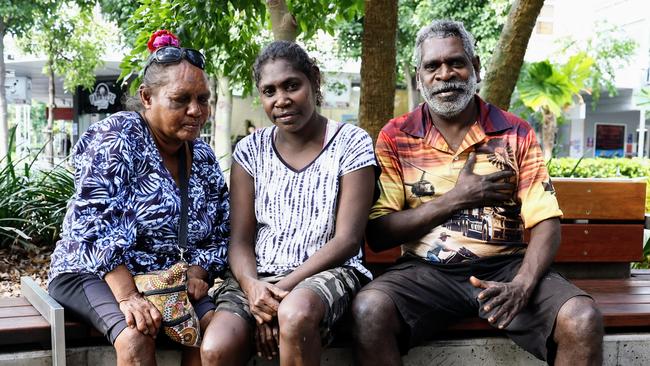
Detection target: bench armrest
<box><xmin>20</xmin><ymin>276</ymin><xmax>66</xmax><ymax>366</ymax></box>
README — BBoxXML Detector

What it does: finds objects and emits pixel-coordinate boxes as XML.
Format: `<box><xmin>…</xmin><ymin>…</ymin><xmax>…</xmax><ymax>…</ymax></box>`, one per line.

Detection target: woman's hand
<box><xmin>242</xmin><ymin>278</ymin><xmax>288</xmax><ymax>324</ymax></box>
<box><xmin>105</xmin><ymin>265</ymin><xmax>161</xmax><ymax>338</ymax></box>
<box><xmin>186</xmin><ymin>277</ymin><xmax>210</xmax><ymax>301</ymax></box>
<box><xmin>186</xmin><ymin>265</ymin><xmax>210</xmax><ymax>301</ymax></box>
<box><xmin>118</xmin><ymin>292</ymin><xmax>162</xmax><ymax>338</ymax></box>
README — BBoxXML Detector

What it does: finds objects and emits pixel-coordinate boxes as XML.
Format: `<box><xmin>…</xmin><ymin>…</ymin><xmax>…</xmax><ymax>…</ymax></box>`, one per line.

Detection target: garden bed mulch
<box><xmin>0</xmin><ymin>247</ymin><xmax>50</xmax><ymax>297</ymax></box>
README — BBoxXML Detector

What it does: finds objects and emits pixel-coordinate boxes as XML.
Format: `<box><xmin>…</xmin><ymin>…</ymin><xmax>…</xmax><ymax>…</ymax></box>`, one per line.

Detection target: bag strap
<box><xmin>178</xmin><ymin>142</ymin><xmax>191</xmax><ymax>258</ymax></box>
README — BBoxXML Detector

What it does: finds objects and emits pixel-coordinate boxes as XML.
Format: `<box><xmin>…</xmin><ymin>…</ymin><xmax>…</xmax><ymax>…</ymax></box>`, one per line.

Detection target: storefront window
<box><xmin>595</xmin><ymin>124</ymin><xmax>625</xmax><ymax>158</ymax></box>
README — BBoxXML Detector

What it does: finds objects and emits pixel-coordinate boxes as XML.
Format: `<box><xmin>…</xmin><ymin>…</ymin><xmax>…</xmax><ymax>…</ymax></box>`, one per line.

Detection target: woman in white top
<box><xmin>201</xmin><ymin>41</ymin><xmax>377</xmax><ymax>366</ymax></box>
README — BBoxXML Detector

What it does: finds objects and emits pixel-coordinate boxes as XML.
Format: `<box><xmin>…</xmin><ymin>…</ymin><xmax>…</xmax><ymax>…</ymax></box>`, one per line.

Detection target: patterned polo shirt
<box><xmin>370</xmin><ymin>96</ymin><xmax>562</xmax><ymax>264</ymax></box>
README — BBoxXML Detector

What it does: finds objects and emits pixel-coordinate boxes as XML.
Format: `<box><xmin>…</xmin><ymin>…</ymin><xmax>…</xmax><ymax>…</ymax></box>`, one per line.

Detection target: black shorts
<box><xmin>49</xmin><ymin>272</ymin><xmax>215</xmax><ymax>344</ymax></box>
<box><xmin>360</xmin><ymin>254</ymin><xmax>590</xmax><ymax>362</ymax></box>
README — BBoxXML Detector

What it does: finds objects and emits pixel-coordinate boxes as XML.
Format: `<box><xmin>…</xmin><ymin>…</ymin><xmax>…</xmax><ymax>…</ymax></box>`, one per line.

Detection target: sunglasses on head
<box><xmin>144</xmin><ymin>46</ymin><xmax>206</xmax><ymax>75</ymax></box>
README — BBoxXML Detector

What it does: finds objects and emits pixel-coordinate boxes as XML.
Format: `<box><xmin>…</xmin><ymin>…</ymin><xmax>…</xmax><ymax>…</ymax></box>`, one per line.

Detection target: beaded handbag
<box><xmin>133</xmin><ymin>261</ymin><xmax>201</xmax><ymax>346</ymax></box>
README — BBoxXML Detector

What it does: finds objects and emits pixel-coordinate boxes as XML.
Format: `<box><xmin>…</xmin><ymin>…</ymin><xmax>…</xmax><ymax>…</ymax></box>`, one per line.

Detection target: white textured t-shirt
<box><xmin>233</xmin><ymin>120</ymin><xmax>376</xmax><ymax>279</ymax></box>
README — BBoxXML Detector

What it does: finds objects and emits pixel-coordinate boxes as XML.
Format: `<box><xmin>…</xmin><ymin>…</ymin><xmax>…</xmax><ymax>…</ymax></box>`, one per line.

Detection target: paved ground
<box><xmin>0</xmin><ymin>247</ymin><xmax>50</xmax><ymax>298</ymax></box>
<box><xmin>2</xmin><ymin>334</ymin><xmax>650</xmax><ymax>365</ymax></box>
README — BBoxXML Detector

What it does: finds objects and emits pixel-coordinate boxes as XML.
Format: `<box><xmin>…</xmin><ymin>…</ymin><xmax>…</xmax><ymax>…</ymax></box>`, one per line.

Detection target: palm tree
<box><xmin>517</xmin><ymin>53</ymin><xmax>594</xmax><ymax>161</ymax></box>
<box><xmin>636</xmin><ymin>87</ymin><xmax>650</xmax><ymax>108</ymax></box>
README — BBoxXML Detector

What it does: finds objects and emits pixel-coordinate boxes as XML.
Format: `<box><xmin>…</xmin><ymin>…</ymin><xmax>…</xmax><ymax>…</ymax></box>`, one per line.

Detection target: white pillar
<box><xmin>569</xmin><ymin>118</ymin><xmax>585</xmax><ymax>158</ymax></box>
<box><xmin>567</xmin><ymin>102</ymin><xmax>586</xmax><ymax>158</ymax></box>
<box><xmin>638</xmin><ymin>108</ymin><xmax>646</xmax><ymax>158</ymax></box>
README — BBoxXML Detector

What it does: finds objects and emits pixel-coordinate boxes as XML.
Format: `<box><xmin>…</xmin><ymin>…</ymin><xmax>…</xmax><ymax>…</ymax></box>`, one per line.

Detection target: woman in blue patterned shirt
<box><xmin>48</xmin><ymin>31</ymin><xmax>228</xmax><ymax>365</ymax></box>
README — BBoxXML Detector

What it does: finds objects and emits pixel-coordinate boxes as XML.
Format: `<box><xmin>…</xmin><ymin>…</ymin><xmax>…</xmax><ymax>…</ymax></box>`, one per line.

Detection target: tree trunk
<box><xmin>0</xmin><ymin>21</ymin><xmax>8</xmax><ymax>161</ymax></box>
<box><xmin>46</xmin><ymin>56</ymin><xmax>55</xmax><ymax>166</ymax></box>
<box><xmin>541</xmin><ymin>106</ymin><xmax>556</xmax><ymax>161</ymax></box>
<box><xmin>479</xmin><ymin>0</ymin><xmax>545</xmax><ymax>110</ymax></box>
<box><xmin>266</xmin><ymin>0</ymin><xmax>298</xmax><ymax>42</ymax></box>
<box><xmin>213</xmin><ymin>75</ymin><xmax>232</xmax><ymax>182</ymax></box>
<box><xmin>208</xmin><ymin>76</ymin><xmax>218</xmax><ymax>150</ymax></box>
<box><xmin>404</xmin><ymin>61</ymin><xmax>419</xmax><ymax>112</ymax></box>
<box><xmin>359</xmin><ymin>0</ymin><xmax>398</xmax><ymax>141</ymax></box>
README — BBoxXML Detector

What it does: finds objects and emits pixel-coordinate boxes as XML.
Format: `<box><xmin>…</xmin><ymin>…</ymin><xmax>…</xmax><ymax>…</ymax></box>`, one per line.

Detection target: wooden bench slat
<box><xmin>553</xmin><ymin>178</ymin><xmax>646</xmax><ymax>220</ymax></box>
<box><xmin>0</xmin><ymin>297</ymin><xmax>30</xmax><ymax>308</ymax></box>
<box><xmin>0</xmin><ymin>305</ymin><xmax>40</xmax><ymax>318</ymax></box>
<box><xmin>598</xmin><ymin>303</ymin><xmax>650</xmax><ymax>313</ymax></box>
<box><xmin>0</xmin><ymin>315</ymin><xmax>49</xmax><ymax>330</ymax></box>
<box><xmin>554</xmin><ymin>224</ymin><xmax>644</xmax><ymax>262</ymax></box>
<box><xmin>598</xmin><ymin>304</ymin><xmax>650</xmax><ymax>327</ymax></box>
<box><xmin>577</xmin><ymin>286</ymin><xmax>650</xmax><ymax>294</ymax></box>
<box><xmin>364</xmin><ymin>245</ymin><xmax>400</xmax><ymax>264</ymax></box>
<box><xmin>575</xmin><ymin>279</ymin><xmax>650</xmax><ymax>287</ymax></box>
<box><xmin>590</xmin><ymin>293</ymin><xmax>650</xmax><ymax>304</ymax></box>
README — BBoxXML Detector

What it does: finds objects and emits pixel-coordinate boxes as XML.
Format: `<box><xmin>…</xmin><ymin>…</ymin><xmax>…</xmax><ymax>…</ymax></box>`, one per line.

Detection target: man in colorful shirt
<box><xmin>351</xmin><ymin>20</ymin><xmax>603</xmax><ymax>365</ymax></box>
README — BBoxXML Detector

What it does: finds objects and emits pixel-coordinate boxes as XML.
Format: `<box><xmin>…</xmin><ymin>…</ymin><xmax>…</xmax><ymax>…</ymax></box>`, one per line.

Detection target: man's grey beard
<box><xmin>419</xmin><ymin>72</ymin><xmax>477</xmax><ymax>119</ymax></box>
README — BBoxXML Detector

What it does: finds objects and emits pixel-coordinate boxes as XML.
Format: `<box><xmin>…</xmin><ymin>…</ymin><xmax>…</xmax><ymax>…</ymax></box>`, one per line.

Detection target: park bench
<box><xmin>0</xmin><ymin>277</ymin><xmax>106</xmax><ymax>365</ymax></box>
<box><xmin>0</xmin><ymin>178</ymin><xmax>648</xmax><ymax>365</ymax></box>
<box><xmin>365</xmin><ymin>177</ymin><xmax>650</xmax><ymax>335</ymax></box>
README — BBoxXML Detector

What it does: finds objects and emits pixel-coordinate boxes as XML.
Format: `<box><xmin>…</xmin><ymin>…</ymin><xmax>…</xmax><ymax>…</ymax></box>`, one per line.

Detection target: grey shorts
<box><xmin>49</xmin><ymin>272</ymin><xmax>215</xmax><ymax>344</ymax></box>
<box><xmin>210</xmin><ymin>266</ymin><xmax>365</xmax><ymax>344</ymax></box>
<box><xmin>360</xmin><ymin>255</ymin><xmax>590</xmax><ymax>362</ymax></box>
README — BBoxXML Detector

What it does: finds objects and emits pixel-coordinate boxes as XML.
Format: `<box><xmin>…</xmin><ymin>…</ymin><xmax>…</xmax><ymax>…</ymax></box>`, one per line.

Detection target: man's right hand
<box><xmin>118</xmin><ymin>292</ymin><xmax>162</xmax><ymax>338</ymax></box>
<box><xmin>242</xmin><ymin>278</ymin><xmax>289</xmax><ymax>324</ymax></box>
<box><xmin>450</xmin><ymin>152</ymin><xmax>515</xmax><ymax>209</ymax></box>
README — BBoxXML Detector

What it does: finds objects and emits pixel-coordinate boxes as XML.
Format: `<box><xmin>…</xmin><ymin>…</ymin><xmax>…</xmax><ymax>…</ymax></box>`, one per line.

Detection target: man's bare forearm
<box><xmin>366</xmin><ymin>193</ymin><xmax>460</xmax><ymax>251</ymax></box>
<box><xmin>512</xmin><ymin>218</ymin><xmax>561</xmax><ymax>293</ymax></box>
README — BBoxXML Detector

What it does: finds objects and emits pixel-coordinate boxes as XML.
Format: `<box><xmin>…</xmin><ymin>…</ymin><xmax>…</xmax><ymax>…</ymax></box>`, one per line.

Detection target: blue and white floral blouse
<box><xmin>49</xmin><ymin>111</ymin><xmax>229</xmax><ymax>281</ymax></box>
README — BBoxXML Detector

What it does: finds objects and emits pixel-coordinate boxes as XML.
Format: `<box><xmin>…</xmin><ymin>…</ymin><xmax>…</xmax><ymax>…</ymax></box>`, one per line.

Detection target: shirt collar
<box><xmin>400</xmin><ymin>95</ymin><xmax>513</xmax><ymax>139</ymax></box>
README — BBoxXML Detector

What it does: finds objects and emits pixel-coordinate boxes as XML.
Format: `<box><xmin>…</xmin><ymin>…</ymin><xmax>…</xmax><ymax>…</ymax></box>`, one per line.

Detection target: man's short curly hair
<box><xmin>253</xmin><ymin>41</ymin><xmax>323</xmax><ymax>106</ymax></box>
<box><xmin>414</xmin><ymin>20</ymin><xmax>477</xmax><ymax>69</ymax></box>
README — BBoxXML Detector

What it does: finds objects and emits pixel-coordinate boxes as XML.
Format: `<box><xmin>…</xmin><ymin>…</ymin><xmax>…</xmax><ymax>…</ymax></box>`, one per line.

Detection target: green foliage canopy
<box><xmin>97</xmin><ymin>0</ymin><xmax>141</xmax><ymax>44</ymax></box>
<box><xmin>0</xmin><ymin>0</ymin><xmax>56</xmax><ymax>38</ymax></box>
<box><xmin>117</xmin><ymin>0</ymin><xmax>363</xmax><ymax>95</ymax></box>
<box><xmin>518</xmin><ymin>53</ymin><xmax>594</xmax><ymax>116</ymax></box>
<box><xmin>336</xmin><ymin>0</ymin><xmax>510</xmax><ymax>84</ymax></box>
<box><xmin>18</xmin><ymin>2</ymin><xmax>109</xmax><ymax>92</ymax></box>
<box><xmin>558</xmin><ymin>24</ymin><xmax>637</xmax><ymax>104</ymax></box>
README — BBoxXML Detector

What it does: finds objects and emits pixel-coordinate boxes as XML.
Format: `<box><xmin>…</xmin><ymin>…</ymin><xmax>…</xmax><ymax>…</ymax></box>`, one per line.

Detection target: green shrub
<box><xmin>0</xmin><ymin>152</ymin><xmax>74</xmax><ymax>252</ymax></box>
<box><xmin>548</xmin><ymin>157</ymin><xmax>650</xmax><ymax>211</ymax></box>
<box><xmin>548</xmin><ymin>157</ymin><xmax>650</xmax><ymax>178</ymax></box>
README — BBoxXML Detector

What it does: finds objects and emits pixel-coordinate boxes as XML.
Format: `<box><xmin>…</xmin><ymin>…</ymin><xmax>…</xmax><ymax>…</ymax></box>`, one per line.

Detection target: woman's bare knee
<box><xmin>114</xmin><ymin>327</ymin><xmax>156</xmax><ymax>364</ymax></box>
<box><xmin>277</xmin><ymin>289</ymin><xmax>324</xmax><ymax>340</ymax></box>
<box><xmin>201</xmin><ymin>311</ymin><xmax>252</xmax><ymax>365</ymax></box>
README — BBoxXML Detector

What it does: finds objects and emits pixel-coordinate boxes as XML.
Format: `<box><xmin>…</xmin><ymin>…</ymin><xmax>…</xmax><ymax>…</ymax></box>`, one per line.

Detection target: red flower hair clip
<box><xmin>147</xmin><ymin>30</ymin><xmax>181</xmax><ymax>53</ymax></box>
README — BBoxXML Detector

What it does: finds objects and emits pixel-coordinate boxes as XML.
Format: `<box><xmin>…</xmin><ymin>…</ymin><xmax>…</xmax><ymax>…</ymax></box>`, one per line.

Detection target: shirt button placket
<box><xmin>451</xmin><ymin>153</ymin><xmax>464</xmax><ymax>174</ymax></box>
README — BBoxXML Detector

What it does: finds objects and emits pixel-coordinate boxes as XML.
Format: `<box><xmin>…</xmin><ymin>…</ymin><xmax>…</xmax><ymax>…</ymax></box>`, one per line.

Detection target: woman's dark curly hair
<box><xmin>252</xmin><ymin>40</ymin><xmax>323</xmax><ymax>106</ymax></box>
